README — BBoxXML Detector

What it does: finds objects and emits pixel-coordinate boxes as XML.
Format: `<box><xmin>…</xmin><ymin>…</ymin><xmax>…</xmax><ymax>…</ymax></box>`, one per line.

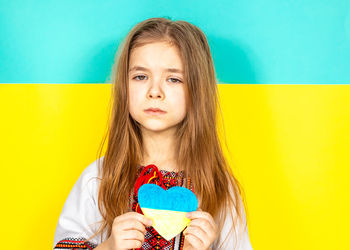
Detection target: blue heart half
<box><xmin>138</xmin><ymin>184</ymin><xmax>198</xmax><ymax>240</ymax></box>
<box><xmin>138</xmin><ymin>184</ymin><xmax>198</xmax><ymax>211</ymax></box>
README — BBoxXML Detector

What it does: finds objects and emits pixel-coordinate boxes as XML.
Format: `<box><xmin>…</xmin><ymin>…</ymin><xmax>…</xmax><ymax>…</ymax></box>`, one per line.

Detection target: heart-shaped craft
<box><xmin>138</xmin><ymin>183</ymin><xmax>198</xmax><ymax>241</ymax></box>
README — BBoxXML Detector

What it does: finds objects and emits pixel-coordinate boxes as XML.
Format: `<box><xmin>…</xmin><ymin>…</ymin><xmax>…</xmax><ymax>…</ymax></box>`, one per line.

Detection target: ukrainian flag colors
<box><xmin>138</xmin><ymin>184</ymin><xmax>198</xmax><ymax>241</ymax></box>
<box><xmin>1</xmin><ymin>0</ymin><xmax>350</xmax><ymax>249</ymax></box>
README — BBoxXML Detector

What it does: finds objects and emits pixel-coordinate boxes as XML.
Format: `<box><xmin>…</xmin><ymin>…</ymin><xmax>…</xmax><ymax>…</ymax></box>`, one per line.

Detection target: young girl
<box><xmin>53</xmin><ymin>17</ymin><xmax>253</xmax><ymax>250</ymax></box>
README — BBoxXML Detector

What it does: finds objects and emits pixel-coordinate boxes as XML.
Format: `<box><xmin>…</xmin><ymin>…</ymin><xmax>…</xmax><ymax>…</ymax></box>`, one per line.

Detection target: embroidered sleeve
<box><xmin>53</xmin><ymin>237</ymin><xmax>97</xmax><ymax>249</ymax></box>
<box><xmin>53</xmin><ymin>158</ymin><xmax>104</xmax><ymax>249</ymax></box>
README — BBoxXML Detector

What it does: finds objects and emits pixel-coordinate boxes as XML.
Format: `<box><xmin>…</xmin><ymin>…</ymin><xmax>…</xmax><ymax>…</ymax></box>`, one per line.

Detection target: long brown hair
<box><xmin>87</xmin><ymin>17</ymin><xmax>248</xmax><ymax>249</ymax></box>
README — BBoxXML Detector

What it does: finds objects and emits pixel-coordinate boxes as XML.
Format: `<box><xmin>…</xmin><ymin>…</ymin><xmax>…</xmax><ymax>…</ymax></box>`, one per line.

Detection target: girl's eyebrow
<box><xmin>129</xmin><ymin>65</ymin><xmax>183</xmax><ymax>74</ymax></box>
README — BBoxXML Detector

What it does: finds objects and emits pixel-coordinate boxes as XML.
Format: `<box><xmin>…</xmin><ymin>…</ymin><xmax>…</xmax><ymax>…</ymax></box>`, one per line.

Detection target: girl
<box><xmin>53</xmin><ymin>17</ymin><xmax>253</xmax><ymax>250</ymax></box>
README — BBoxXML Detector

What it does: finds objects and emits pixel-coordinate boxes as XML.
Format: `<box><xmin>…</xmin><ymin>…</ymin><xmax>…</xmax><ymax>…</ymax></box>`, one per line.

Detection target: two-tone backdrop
<box><xmin>1</xmin><ymin>0</ymin><xmax>349</xmax><ymax>249</ymax></box>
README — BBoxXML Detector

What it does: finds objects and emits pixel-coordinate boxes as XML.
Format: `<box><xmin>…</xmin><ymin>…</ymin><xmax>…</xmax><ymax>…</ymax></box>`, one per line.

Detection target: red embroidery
<box><xmin>54</xmin><ymin>238</ymin><xmax>97</xmax><ymax>249</ymax></box>
<box><xmin>134</xmin><ymin>164</ymin><xmax>166</xmax><ymax>196</ymax></box>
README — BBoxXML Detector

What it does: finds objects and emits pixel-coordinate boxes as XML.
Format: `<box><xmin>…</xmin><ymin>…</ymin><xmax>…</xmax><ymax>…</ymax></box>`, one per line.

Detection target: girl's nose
<box><xmin>148</xmin><ymin>92</ymin><xmax>163</xmax><ymax>99</ymax></box>
<box><xmin>147</xmin><ymin>80</ymin><xmax>164</xmax><ymax>99</ymax></box>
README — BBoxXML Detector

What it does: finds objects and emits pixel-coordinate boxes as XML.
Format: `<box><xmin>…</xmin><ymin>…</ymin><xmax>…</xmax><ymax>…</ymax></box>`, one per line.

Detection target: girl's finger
<box><xmin>184</xmin><ymin>225</ymin><xmax>209</xmax><ymax>246</ymax></box>
<box><xmin>121</xmin><ymin>229</ymin><xmax>145</xmax><ymax>242</ymax></box>
<box><xmin>188</xmin><ymin>217</ymin><xmax>214</xmax><ymax>235</ymax></box>
<box><xmin>186</xmin><ymin>211</ymin><xmax>216</xmax><ymax>230</ymax></box>
<box><xmin>115</xmin><ymin>212</ymin><xmax>153</xmax><ymax>227</ymax></box>
<box><xmin>116</xmin><ymin>219</ymin><xmax>147</xmax><ymax>234</ymax></box>
<box><xmin>184</xmin><ymin>233</ymin><xmax>204</xmax><ymax>248</ymax></box>
<box><xmin>120</xmin><ymin>239</ymin><xmax>143</xmax><ymax>249</ymax></box>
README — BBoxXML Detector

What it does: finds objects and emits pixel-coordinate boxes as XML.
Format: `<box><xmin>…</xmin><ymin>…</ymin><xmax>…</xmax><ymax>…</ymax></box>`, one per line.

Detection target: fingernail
<box><xmin>186</xmin><ymin>213</ymin><xmax>191</xmax><ymax>218</ymax></box>
<box><xmin>148</xmin><ymin>219</ymin><xmax>153</xmax><ymax>225</ymax></box>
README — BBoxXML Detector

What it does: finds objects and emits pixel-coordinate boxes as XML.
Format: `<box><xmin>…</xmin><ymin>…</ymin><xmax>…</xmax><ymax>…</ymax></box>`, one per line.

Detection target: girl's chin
<box><xmin>140</xmin><ymin>123</ymin><xmax>177</xmax><ymax>133</ymax></box>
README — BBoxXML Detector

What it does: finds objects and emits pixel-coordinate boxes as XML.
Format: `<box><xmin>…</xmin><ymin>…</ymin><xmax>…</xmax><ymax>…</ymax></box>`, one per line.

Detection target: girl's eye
<box><xmin>169</xmin><ymin>78</ymin><xmax>182</xmax><ymax>83</ymax></box>
<box><xmin>133</xmin><ymin>75</ymin><xmax>147</xmax><ymax>81</ymax></box>
<box><xmin>132</xmin><ymin>75</ymin><xmax>182</xmax><ymax>83</ymax></box>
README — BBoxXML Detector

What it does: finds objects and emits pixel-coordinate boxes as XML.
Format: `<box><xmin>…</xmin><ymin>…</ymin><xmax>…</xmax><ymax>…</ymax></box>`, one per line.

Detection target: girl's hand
<box><xmin>183</xmin><ymin>210</ymin><xmax>218</xmax><ymax>250</ymax></box>
<box><xmin>105</xmin><ymin>211</ymin><xmax>153</xmax><ymax>250</ymax></box>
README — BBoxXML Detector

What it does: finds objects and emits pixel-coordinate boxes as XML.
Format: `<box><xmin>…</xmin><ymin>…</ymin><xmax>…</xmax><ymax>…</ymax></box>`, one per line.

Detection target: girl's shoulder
<box><xmin>53</xmin><ymin>156</ymin><xmax>106</xmax><ymax>248</ymax></box>
<box><xmin>78</xmin><ymin>156</ymin><xmax>105</xmax><ymax>201</ymax></box>
<box><xmin>67</xmin><ymin>156</ymin><xmax>104</xmax><ymax>201</ymax></box>
<box><xmin>80</xmin><ymin>156</ymin><xmax>104</xmax><ymax>179</ymax></box>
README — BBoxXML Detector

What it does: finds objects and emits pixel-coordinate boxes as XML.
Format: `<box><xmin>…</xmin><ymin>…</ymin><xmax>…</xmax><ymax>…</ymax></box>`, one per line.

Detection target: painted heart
<box><xmin>137</xmin><ymin>183</ymin><xmax>198</xmax><ymax>241</ymax></box>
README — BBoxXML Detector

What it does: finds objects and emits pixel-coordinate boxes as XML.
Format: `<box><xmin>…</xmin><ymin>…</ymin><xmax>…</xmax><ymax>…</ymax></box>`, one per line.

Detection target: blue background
<box><xmin>1</xmin><ymin>0</ymin><xmax>349</xmax><ymax>84</ymax></box>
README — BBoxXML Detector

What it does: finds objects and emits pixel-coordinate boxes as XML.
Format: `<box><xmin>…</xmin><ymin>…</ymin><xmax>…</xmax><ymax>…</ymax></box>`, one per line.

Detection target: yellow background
<box><xmin>1</xmin><ymin>83</ymin><xmax>349</xmax><ymax>249</ymax></box>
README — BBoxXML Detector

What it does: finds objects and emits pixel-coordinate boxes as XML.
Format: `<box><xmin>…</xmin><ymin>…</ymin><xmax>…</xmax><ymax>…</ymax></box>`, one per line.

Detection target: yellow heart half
<box><xmin>141</xmin><ymin>207</ymin><xmax>191</xmax><ymax>241</ymax></box>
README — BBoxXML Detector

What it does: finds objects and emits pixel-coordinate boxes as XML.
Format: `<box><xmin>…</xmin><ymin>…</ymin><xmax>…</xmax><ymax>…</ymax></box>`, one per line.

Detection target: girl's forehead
<box><xmin>129</xmin><ymin>42</ymin><xmax>184</xmax><ymax>71</ymax></box>
<box><xmin>130</xmin><ymin>41</ymin><xmax>180</xmax><ymax>56</ymax></box>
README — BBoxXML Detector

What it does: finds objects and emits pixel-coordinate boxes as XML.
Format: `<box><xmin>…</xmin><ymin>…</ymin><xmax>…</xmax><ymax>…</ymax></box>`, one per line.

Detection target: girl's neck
<box><xmin>141</xmin><ymin>128</ymin><xmax>178</xmax><ymax>172</ymax></box>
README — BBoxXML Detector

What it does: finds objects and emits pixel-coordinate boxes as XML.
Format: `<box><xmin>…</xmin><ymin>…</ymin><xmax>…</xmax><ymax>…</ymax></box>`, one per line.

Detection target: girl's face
<box><xmin>128</xmin><ymin>41</ymin><xmax>187</xmax><ymax>134</ymax></box>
